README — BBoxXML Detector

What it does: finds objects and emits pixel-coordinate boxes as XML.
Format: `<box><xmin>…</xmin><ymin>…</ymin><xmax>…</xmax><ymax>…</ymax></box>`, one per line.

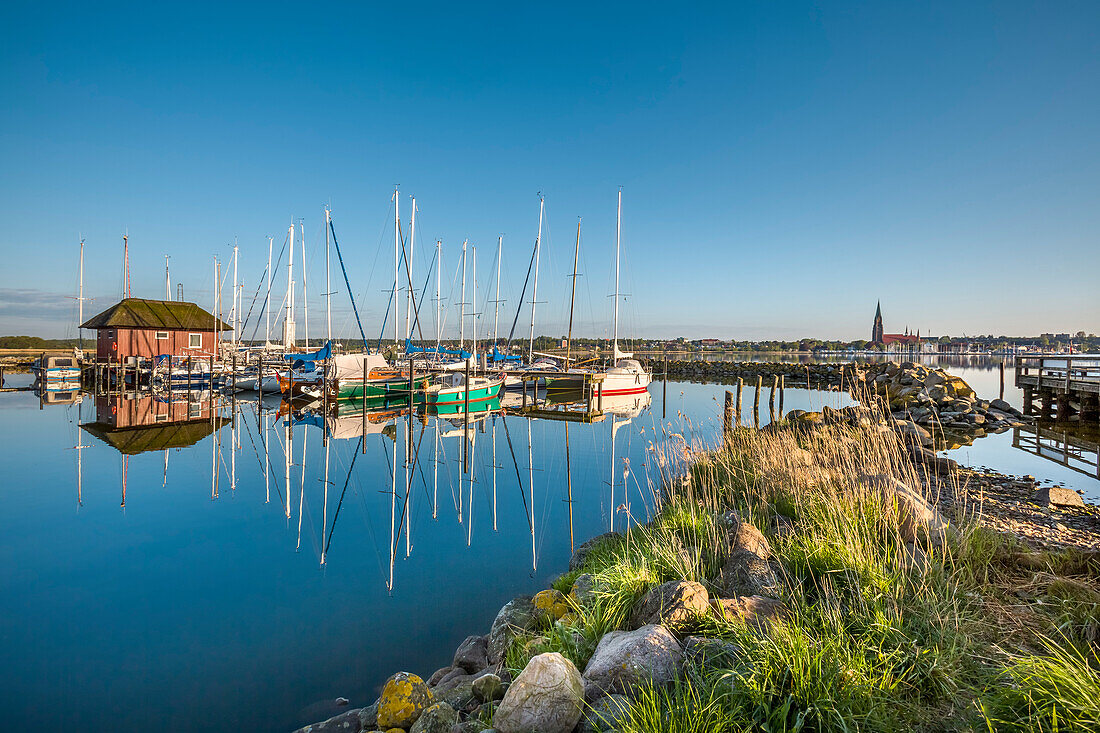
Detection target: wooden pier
<box><xmin>1015</xmin><ymin>356</ymin><xmax>1100</xmax><ymax>422</ymax></box>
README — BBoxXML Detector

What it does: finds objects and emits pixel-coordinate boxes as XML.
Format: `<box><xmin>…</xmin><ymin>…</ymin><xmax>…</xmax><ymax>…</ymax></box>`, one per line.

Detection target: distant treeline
<box><xmin>0</xmin><ymin>336</ymin><xmax>80</xmax><ymax>349</ymax></box>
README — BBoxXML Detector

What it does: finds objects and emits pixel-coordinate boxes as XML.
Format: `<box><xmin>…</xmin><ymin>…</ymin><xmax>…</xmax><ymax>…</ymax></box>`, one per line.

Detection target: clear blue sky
<box><xmin>2</xmin><ymin>1</ymin><xmax>1098</xmax><ymax>341</ymax></box>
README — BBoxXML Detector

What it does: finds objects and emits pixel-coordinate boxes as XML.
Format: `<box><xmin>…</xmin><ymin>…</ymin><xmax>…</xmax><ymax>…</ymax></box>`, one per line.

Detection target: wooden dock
<box><xmin>1015</xmin><ymin>356</ymin><xmax>1100</xmax><ymax>422</ymax></box>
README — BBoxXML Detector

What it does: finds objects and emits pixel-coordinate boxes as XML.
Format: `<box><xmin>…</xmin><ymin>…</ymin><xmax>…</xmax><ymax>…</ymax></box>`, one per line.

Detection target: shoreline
<box><xmin>295</xmin><ymin>365</ymin><xmax>1100</xmax><ymax>733</ymax></box>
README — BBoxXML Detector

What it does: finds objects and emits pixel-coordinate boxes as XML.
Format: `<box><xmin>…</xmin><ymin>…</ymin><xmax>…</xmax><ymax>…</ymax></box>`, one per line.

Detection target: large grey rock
<box><xmin>493</xmin><ymin>652</ymin><xmax>584</xmax><ymax>733</ymax></box>
<box><xmin>990</xmin><ymin>398</ymin><xmax>1013</xmax><ymax>413</ymax></box>
<box><xmin>862</xmin><ymin>473</ymin><xmax>952</xmax><ymax>545</ymax></box>
<box><xmin>580</xmin><ymin>694</ymin><xmax>631</xmax><ymax>732</ymax></box>
<box><xmin>434</xmin><ymin>669</ymin><xmax>497</xmax><ymax>711</ymax></box>
<box><xmin>907</xmin><ymin>445</ymin><xmax>958</xmax><ymax>476</ymax></box>
<box><xmin>582</xmin><ymin>624</ymin><xmax>682</xmax><ymax>701</ymax></box>
<box><xmin>1039</xmin><ymin>485</ymin><xmax>1084</xmax><ymax>508</ymax></box>
<box><xmin>718</xmin><ymin>549</ymin><xmax>780</xmax><ymax>598</ymax></box>
<box><xmin>682</xmin><ymin>635</ymin><xmax>742</xmax><ymax>679</ymax></box>
<box><xmin>729</xmin><ymin>519</ymin><xmax>771</xmax><ymax>558</ymax></box>
<box><xmin>711</xmin><ymin>595</ymin><xmax>787</xmax><ymax>630</ymax></box>
<box><xmin>472</xmin><ymin>672</ymin><xmax>505</xmax><ymax>702</ymax></box>
<box><xmin>487</xmin><ymin>596</ymin><xmax>537</xmax><ymax>665</ymax></box>
<box><xmin>627</xmin><ymin>580</ymin><xmax>710</xmax><ymax>631</ymax></box>
<box><xmin>293</xmin><ymin>702</ymin><xmax>377</xmax><ymax>733</ymax></box>
<box><xmin>453</xmin><ymin>634</ymin><xmax>489</xmax><ymax>673</ymax></box>
<box><xmin>409</xmin><ymin>702</ymin><xmax>458</xmax><ymax>733</ymax></box>
<box><xmin>569</xmin><ymin>573</ymin><xmax>599</xmax><ymax>607</ymax></box>
<box><xmin>569</xmin><ymin>532</ymin><xmax>622</xmax><ymax>572</ymax></box>
<box><xmin>895</xmin><ymin>420</ymin><xmax>933</xmax><ymax>448</ymax></box>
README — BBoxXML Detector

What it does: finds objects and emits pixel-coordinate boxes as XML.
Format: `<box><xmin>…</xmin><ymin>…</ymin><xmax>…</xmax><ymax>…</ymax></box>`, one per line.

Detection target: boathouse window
<box><xmin>188</xmin><ymin>333</ymin><xmax>202</xmax><ymax>348</ymax></box>
<box><xmin>105</xmin><ymin>330</ymin><xmax>114</xmax><ymax>338</ymax></box>
<box><xmin>155</xmin><ymin>331</ymin><xmax>169</xmax><ymax>340</ymax></box>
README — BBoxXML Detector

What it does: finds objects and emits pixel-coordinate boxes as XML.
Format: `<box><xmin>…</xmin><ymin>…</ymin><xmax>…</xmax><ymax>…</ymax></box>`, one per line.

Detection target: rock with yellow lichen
<box><xmin>375</xmin><ymin>671</ymin><xmax>433</xmax><ymax>729</ymax></box>
<box><xmin>532</xmin><ymin>589</ymin><xmax>570</xmax><ymax>622</ymax></box>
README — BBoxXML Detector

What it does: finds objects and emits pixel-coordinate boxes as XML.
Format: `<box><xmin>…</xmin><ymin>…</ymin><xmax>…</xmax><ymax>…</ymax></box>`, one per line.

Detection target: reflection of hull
<box><xmin>429</xmin><ymin>396</ymin><xmax>501</xmax><ymax>417</ymax></box>
<box><xmin>38</xmin><ymin>386</ymin><xmax>84</xmax><ymax>405</ymax></box>
<box><xmin>331</xmin><ymin>375</ymin><xmax>431</xmax><ymax>400</ymax></box>
<box><xmin>232</xmin><ymin>374</ymin><xmax>281</xmax><ymax>393</ymax></box>
<box><xmin>426</xmin><ymin>379</ymin><xmax>504</xmax><ymax>409</ymax></box>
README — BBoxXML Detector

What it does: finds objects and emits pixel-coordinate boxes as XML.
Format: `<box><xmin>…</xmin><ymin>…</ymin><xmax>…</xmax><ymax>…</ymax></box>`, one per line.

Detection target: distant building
<box><xmin>80</xmin><ymin>297</ymin><xmax>231</xmax><ymax>362</ymax></box>
<box><xmin>871</xmin><ymin>302</ymin><xmax>920</xmax><ymax>347</ymax></box>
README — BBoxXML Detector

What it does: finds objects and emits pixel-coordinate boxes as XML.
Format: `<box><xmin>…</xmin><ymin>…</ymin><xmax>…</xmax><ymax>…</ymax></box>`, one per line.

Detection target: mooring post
<box><xmin>769</xmin><ymin>375</ymin><xmax>777</xmax><ymax>424</ymax></box>
<box><xmin>753</xmin><ymin>375</ymin><xmax>761</xmax><ymax>427</ymax></box>
<box><xmin>0</xmin><ymin>364</ymin><xmax>4</xmax><ymax>387</ymax></box>
<box><xmin>779</xmin><ymin>375</ymin><xmax>785</xmax><ymax>416</ymax></box>
<box><xmin>999</xmin><ymin>361</ymin><xmax>1005</xmax><ymax>401</ymax></box>
<box><xmin>735</xmin><ymin>377</ymin><xmax>743</xmax><ymax>425</ymax></box>
<box><xmin>662</xmin><ymin>354</ymin><xmax>668</xmax><ymax>420</ymax></box>
<box><xmin>723</xmin><ymin>390</ymin><xmax>733</xmax><ymax>436</ymax></box>
<box><xmin>597</xmin><ymin>381</ymin><xmax>603</xmax><ymax>411</ymax></box>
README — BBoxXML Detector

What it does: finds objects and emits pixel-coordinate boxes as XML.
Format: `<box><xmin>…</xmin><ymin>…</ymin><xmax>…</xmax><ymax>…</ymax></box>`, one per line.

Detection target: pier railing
<box><xmin>1015</xmin><ymin>356</ymin><xmax>1100</xmax><ymax>395</ymax></box>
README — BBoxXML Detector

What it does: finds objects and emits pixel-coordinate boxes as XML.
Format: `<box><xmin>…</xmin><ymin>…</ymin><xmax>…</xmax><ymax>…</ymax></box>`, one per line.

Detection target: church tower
<box><xmin>872</xmin><ymin>301</ymin><xmax>884</xmax><ymax>343</ymax></box>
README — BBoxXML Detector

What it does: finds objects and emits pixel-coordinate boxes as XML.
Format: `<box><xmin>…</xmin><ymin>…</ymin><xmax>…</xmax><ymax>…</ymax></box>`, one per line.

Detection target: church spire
<box><xmin>872</xmin><ymin>301</ymin><xmax>884</xmax><ymax>343</ymax></box>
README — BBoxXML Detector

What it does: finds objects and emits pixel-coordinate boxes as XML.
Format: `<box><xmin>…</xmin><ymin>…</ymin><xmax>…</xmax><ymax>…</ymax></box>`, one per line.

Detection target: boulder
<box><xmin>894</xmin><ymin>420</ymin><xmax>933</xmax><ymax>448</ymax></box>
<box><xmin>711</xmin><ymin>595</ymin><xmax>787</xmax><ymax>630</ymax></box>
<box><xmin>409</xmin><ymin>702</ymin><xmax>457</xmax><ymax>733</ymax></box>
<box><xmin>582</xmin><ymin>624</ymin><xmax>682</xmax><ymax>700</ymax></box>
<box><xmin>472</xmin><ymin>672</ymin><xmax>505</xmax><ymax>702</ymax></box>
<box><xmin>376</xmin><ymin>672</ymin><xmax>433</xmax><ymax>729</ymax></box>
<box><xmin>487</xmin><ymin>596</ymin><xmax>537</xmax><ymax>665</ymax></box>
<box><xmin>718</xmin><ymin>549</ymin><xmax>780</xmax><ymax>598</ymax></box>
<box><xmin>433</xmin><ymin>669</ymin><xmax>497</xmax><ymax>711</ymax></box>
<box><xmin>428</xmin><ymin>666</ymin><xmax>456</xmax><ymax>686</ymax></box>
<box><xmin>682</xmin><ymin>636</ymin><xmax>742</xmax><ymax>680</ymax></box>
<box><xmin>453</xmin><ymin>635</ymin><xmax>489</xmax><ymax>674</ymax></box>
<box><xmin>1039</xmin><ymin>485</ymin><xmax>1085</xmax><ymax>508</ymax></box>
<box><xmin>862</xmin><ymin>473</ymin><xmax>952</xmax><ymax>545</ymax></box>
<box><xmin>293</xmin><ymin>703</ymin><xmax>377</xmax><ymax>733</ymax></box>
<box><xmin>533</xmin><ymin>589</ymin><xmax>571</xmax><ymax>622</ymax></box>
<box><xmin>580</xmin><ymin>694</ymin><xmax>631</xmax><ymax>732</ymax></box>
<box><xmin>569</xmin><ymin>574</ymin><xmax>599</xmax><ymax>607</ymax></box>
<box><xmin>907</xmin><ymin>445</ymin><xmax>958</xmax><ymax>476</ymax></box>
<box><xmin>627</xmin><ymin>580</ymin><xmax>710</xmax><ymax>631</ymax></box>
<box><xmin>729</xmin><ymin>520</ymin><xmax>771</xmax><ymax>558</ymax></box>
<box><xmin>493</xmin><ymin>653</ymin><xmax>584</xmax><ymax>733</ymax></box>
<box><xmin>569</xmin><ymin>532</ymin><xmax>622</xmax><ymax>572</ymax></box>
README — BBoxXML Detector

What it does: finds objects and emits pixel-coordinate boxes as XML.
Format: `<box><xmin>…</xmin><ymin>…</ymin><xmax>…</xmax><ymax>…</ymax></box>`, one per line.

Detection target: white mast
<box><xmin>471</xmin><ymin>245</ymin><xmax>477</xmax><ymax>362</ymax></box>
<box><xmin>406</xmin><ymin>196</ymin><xmax>416</xmax><ymax>342</ymax></box>
<box><xmin>232</xmin><ymin>239</ymin><xmax>239</xmax><ymax>351</ymax></box>
<box><xmin>286</xmin><ymin>220</ymin><xmax>295</xmax><ymax>349</ymax></box>
<box><xmin>77</xmin><ymin>239</ymin><xmax>85</xmax><ymax>351</ymax></box>
<box><xmin>266</xmin><ymin>236</ymin><xmax>273</xmax><ymax>346</ymax></box>
<box><xmin>494</xmin><ymin>235</ymin><xmax>502</xmax><ymax>346</ymax></box>
<box><xmin>529</xmin><ymin>195</ymin><xmax>544</xmax><ymax>360</ymax></box>
<box><xmin>300</xmin><ymin>221</ymin><xmax>309</xmax><ymax>349</ymax></box>
<box><xmin>393</xmin><ymin>187</ymin><xmax>400</xmax><ymax>348</ymax></box>
<box><xmin>613</xmin><ymin>187</ymin><xmax>627</xmax><ymax>361</ymax></box>
<box><xmin>459</xmin><ymin>239</ymin><xmax>467</xmax><ymax>349</ymax></box>
<box><xmin>435</xmin><ymin>240</ymin><xmax>442</xmax><ymax>350</ymax></box>
<box><xmin>164</xmin><ymin>255</ymin><xmax>171</xmax><ymax>300</ymax></box>
<box><xmin>324</xmin><ymin>207</ymin><xmax>332</xmax><ymax>344</ymax></box>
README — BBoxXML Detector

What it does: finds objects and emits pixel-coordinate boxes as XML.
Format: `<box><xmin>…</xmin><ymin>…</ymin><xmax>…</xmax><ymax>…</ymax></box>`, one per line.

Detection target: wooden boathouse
<box><xmin>80</xmin><ymin>298</ymin><xmax>231</xmax><ymax>362</ymax></box>
<box><xmin>1016</xmin><ymin>356</ymin><xmax>1100</xmax><ymax>423</ymax></box>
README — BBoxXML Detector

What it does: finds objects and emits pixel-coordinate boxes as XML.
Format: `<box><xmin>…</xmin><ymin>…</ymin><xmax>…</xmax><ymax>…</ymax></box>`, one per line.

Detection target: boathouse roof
<box><xmin>80</xmin><ymin>298</ymin><xmax>232</xmax><ymax>331</ymax></box>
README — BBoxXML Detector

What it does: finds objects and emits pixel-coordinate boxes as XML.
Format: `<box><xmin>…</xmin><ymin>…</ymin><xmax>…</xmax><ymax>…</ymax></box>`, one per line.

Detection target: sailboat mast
<box><xmin>232</xmin><ymin>240</ymin><xmax>239</xmax><ymax>351</ymax></box>
<box><xmin>567</xmin><ymin>218</ymin><xmax>581</xmax><ymax>364</ymax></box>
<box><xmin>528</xmin><ymin>195</ymin><xmax>544</xmax><ymax>360</ymax></box>
<box><xmin>494</xmin><ymin>235</ymin><xmax>502</xmax><ymax>346</ymax></box>
<box><xmin>613</xmin><ymin>187</ymin><xmax>622</xmax><ymax>359</ymax></box>
<box><xmin>406</xmin><ymin>197</ymin><xmax>416</xmax><ymax>342</ymax></box>
<box><xmin>393</xmin><ymin>188</ymin><xmax>400</xmax><ymax>349</ymax></box>
<box><xmin>164</xmin><ymin>255</ymin><xmax>171</xmax><ymax>300</ymax></box>
<box><xmin>78</xmin><ymin>239</ymin><xmax>84</xmax><ymax>351</ymax></box>
<box><xmin>266</xmin><ymin>236</ymin><xmax>273</xmax><ymax>345</ymax></box>
<box><xmin>122</xmin><ymin>234</ymin><xmax>130</xmax><ymax>299</ymax></box>
<box><xmin>471</xmin><ymin>246</ymin><xmax>477</xmax><ymax>362</ymax></box>
<box><xmin>435</xmin><ymin>240</ymin><xmax>442</xmax><ymax>350</ymax></box>
<box><xmin>286</xmin><ymin>220</ymin><xmax>294</xmax><ymax>349</ymax></box>
<box><xmin>324</xmin><ymin>207</ymin><xmax>332</xmax><ymax>344</ymax></box>
<box><xmin>460</xmin><ymin>239</ymin><xmax>468</xmax><ymax>349</ymax></box>
<box><xmin>300</xmin><ymin>221</ymin><xmax>308</xmax><ymax>348</ymax></box>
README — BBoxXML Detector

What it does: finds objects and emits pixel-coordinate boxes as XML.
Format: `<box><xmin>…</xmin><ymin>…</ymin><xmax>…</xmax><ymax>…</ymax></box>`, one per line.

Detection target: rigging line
<box><xmin>499</xmin><ymin>413</ymin><xmax>533</xmax><ymax>530</ymax></box>
<box><xmin>409</xmin><ymin>249</ymin><xmax>437</xmax><ymax>344</ymax></box>
<box><xmin>328</xmin><ymin>217</ymin><xmax>368</xmax><ymax>349</ymax></box>
<box><xmin>250</xmin><ymin>233</ymin><xmax>290</xmax><ymax>343</ymax></box>
<box><xmin>322</xmin><ymin>442</ymin><xmax>361</xmax><ymax>560</ymax></box>
<box><xmin>505</xmin><ymin>240</ymin><xmax>538</xmax><ymax>348</ymax></box>
<box><xmin>239</xmin><ymin>264</ymin><xmax>267</xmax><ymax>342</ymax></box>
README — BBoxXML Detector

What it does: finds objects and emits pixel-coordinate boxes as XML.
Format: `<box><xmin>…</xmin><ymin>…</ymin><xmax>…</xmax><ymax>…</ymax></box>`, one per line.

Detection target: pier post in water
<box><xmin>999</xmin><ymin>362</ymin><xmax>1005</xmax><ymax>401</ymax></box>
<box><xmin>779</xmin><ymin>375</ymin><xmax>785</xmax><ymax>416</ymax></box>
<box><xmin>723</xmin><ymin>390</ymin><xmax>733</xmax><ymax>436</ymax></box>
<box><xmin>753</xmin><ymin>375</ymin><xmax>761</xmax><ymax>428</ymax></box>
<box><xmin>735</xmin><ymin>377</ymin><xmax>743</xmax><ymax>426</ymax></box>
<box><xmin>769</xmin><ymin>375</ymin><xmax>777</xmax><ymax>424</ymax></box>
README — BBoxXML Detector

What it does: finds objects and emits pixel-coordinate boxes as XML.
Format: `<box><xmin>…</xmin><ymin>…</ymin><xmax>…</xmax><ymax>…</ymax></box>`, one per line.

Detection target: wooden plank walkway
<box><xmin>1016</xmin><ymin>356</ymin><xmax>1100</xmax><ymax>422</ymax></box>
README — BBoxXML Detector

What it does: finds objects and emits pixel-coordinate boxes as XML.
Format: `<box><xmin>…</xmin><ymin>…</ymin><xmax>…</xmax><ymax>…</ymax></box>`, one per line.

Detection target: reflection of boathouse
<box><xmin>81</xmin><ymin>392</ymin><xmax>228</xmax><ymax>454</ymax></box>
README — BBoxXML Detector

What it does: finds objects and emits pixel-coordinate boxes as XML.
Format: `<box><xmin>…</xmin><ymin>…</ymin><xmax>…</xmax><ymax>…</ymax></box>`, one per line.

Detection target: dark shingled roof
<box><xmin>81</xmin><ymin>418</ymin><xmax>229</xmax><ymax>455</ymax></box>
<box><xmin>80</xmin><ymin>298</ymin><xmax>232</xmax><ymax>331</ymax></box>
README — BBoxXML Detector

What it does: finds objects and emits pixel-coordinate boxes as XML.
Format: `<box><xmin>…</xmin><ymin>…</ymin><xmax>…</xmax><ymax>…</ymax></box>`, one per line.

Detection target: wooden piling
<box><xmin>723</xmin><ymin>390</ymin><xmax>733</xmax><ymax>435</ymax></box>
<box><xmin>999</xmin><ymin>362</ymin><xmax>1005</xmax><ymax>401</ymax></box>
<box><xmin>779</xmin><ymin>375</ymin><xmax>785</xmax><ymax>416</ymax></box>
<box><xmin>769</xmin><ymin>375</ymin><xmax>777</xmax><ymax>424</ymax></box>
<box><xmin>753</xmin><ymin>375</ymin><xmax>761</xmax><ymax>428</ymax></box>
<box><xmin>735</xmin><ymin>377</ymin><xmax>743</xmax><ymax>426</ymax></box>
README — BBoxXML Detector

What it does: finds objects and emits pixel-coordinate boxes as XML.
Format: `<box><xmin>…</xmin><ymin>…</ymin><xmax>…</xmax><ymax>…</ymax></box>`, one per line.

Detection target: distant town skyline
<box><xmin>2</xmin><ymin>2</ymin><xmax>1098</xmax><ymax>340</ymax></box>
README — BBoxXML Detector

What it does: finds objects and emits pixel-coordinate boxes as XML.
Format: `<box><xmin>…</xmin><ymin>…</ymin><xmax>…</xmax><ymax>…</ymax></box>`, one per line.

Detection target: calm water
<box><xmin>0</xmin><ymin>356</ymin><xmax>1096</xmax><ymax>732</ymax></box>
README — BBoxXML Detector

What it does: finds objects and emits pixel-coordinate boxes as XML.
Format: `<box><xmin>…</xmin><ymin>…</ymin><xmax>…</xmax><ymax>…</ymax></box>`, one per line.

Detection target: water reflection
<box><xmin>1012</xmin><ymin>422</ymin><xmax>1100</xmax><ymax>480</ymax></box>
<box><xmin>68</xmin><ymin>387</ymin><xmax>656</xmax><ymax>591</ymax></box>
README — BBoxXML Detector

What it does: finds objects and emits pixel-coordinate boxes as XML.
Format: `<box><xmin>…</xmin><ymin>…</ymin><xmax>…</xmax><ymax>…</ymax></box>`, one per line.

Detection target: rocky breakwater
<box><xmin>658</xmin><ymin>359</ymin><xmax>849</xmax><ymax>388</ymax></box>
<box><xmin>294</xmin><ymin>513</ymin><xmax>795</xmax><ymax>733</ymax></box>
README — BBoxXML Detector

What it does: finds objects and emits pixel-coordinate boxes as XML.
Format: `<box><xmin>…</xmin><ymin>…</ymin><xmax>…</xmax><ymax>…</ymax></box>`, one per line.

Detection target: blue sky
<box><xmin>2</xmin><ymin>1</ymin><xmax>1098</xmax><ymax>340</ymax></box>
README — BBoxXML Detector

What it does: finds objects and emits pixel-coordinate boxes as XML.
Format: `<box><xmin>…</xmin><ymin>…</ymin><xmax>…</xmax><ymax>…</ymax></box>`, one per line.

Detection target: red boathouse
<box><xmin>80</xmin><ymin>298</ymin><xmax>231</xmax><ymax>361</ymax></box>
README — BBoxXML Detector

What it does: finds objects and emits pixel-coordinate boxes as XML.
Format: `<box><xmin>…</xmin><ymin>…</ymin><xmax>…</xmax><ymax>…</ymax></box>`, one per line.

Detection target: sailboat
<box><xmin>548</xmin><ymin>189</ymin><xmax>652</xmax><ymax>397</ymax></box>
